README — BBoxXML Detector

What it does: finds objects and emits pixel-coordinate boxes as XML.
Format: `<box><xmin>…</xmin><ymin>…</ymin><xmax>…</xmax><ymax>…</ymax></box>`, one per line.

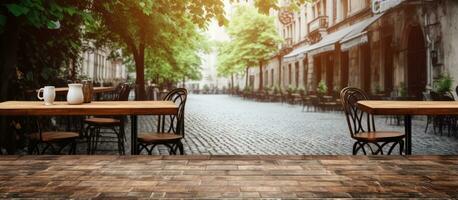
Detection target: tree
<box><xmin>224</xmin><ymin>6</ymin><xmax>281</xmax><ymax>91</ymax></box>
<box><xmin>144</xmin><ymin>16</ymin><xmax>208</xmax><ymax>88</ymax></box>
<box><xmin>0</xmin><ymin>0</ymin><xmax>90</xmax><ymax>101</ymax></box>
<box><xmin>217</xmin><ymin>41</ymin><xmax>245</xmax><ymax>91</ymax></box>
<box><xmin>91</xmin><ymin>0</ymin><xmax>225</xmax><ymax>100</ymax></box>
<box><xmin>0</xmin><ymin>0</ymin><xmax>91</xmax><ymax>153</ymax></box>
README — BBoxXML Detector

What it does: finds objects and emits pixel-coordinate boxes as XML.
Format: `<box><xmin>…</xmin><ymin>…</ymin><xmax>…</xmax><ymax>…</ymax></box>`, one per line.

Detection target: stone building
<box><xmin>79</xmin><ymin>47</ymin><xmax>128</xmax><ymax>86</ymax></box>
<box><xmin>246</xmin><ymin>0</ymin><xmax>458</xmax><ymax>99</ymax></box>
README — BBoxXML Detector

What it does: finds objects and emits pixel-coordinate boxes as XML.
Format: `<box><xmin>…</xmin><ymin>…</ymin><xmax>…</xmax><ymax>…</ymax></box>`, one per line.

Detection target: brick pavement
<box><xmin>86</xmin><ymin>94</ymin><xmax>458</xmax><ymax>155</ymax></box>
<box><xmin>0</xmin><ymin>155</ymin><xmax>457</xmax><ymax>198</ymax></box>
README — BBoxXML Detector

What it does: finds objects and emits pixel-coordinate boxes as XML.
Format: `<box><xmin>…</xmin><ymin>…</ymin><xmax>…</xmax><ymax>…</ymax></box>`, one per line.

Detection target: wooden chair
<box><xmin>137</xmin><ymin>88</ymin><xmax>187</xmax><ymax>155</ymax></box>
<box><xmin>340</xmin><ymin>87</ymin><xmax>405</xmax><ymax>155</ymax></box>
<box><xmin>84</xmin><ymin>83</ymin><xmax>131</xmax><ymax>155</ymax></box>
<box><xmin>28</xmin><ymin>117</ymin><xmax>79</xmax><ymax>155</ymax></box>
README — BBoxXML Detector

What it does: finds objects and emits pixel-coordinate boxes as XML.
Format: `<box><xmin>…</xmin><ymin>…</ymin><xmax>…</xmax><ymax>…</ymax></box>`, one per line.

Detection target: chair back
<box><xmin>340</xmin><ymin>87</ymin><xmax>376</xmax><ymax>138</ymax></box>
<box><xmin>157</xmin><ymin>88</ymin><xmax>187</xmax><ymax>136</ymax></box>
<box><xmin>117</xmin><ymin>83</ymin><xmax>131</xmax><ymax>101</ymax></box>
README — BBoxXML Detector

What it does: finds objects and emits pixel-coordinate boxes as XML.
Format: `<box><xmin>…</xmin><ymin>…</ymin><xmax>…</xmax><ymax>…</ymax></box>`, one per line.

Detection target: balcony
<box><xmin>308</xmin><ymin>16</ymin><xmax>329</xmax><ymax>34</ymax></box>
<box><xmin>307</xmin><ymin>16</ymin><xmax>328</xmax><ymax>44</ymax></box>
<box><xmin>280</xmin><ymin>37</ymin><xmax>293</xmax><ymax>55</ymax></box>
<box><xmin>281</xmin><ymin>37</ymin><xmax>293</xmax><ymax>50</ymax></box>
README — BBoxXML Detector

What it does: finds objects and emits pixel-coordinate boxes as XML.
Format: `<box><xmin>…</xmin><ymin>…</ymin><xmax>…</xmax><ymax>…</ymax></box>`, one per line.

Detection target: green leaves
<box><xmin>217</xmin><ymin>5</ymin><xmax>281</xmax><ymax>78</ymax></box>
<box><xmin>6</xmin><ymin>4</ymin><xmax>30</xmax><ymax>17</ymax></box>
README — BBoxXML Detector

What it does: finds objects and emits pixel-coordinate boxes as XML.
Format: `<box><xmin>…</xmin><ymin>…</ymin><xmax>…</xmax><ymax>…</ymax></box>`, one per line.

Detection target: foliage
<box><xmin>89</xmin><ymin>0</ymin><xmax>226</xmax><ymax>98</ymax></box>
<box><xmin>317</xmin><ymin>80</ymin><xmax>328</xmax><ymax>95</ymax></box>
<box><xmin>273</xmin><ymin>85</ymin><xmax>280</xmax><ymax>94</ymax></box>
<box><xmin>398</xmin><ymin>82</ymin><xmax>407</xmax><ymax>97</ymax></box>
<box><xmin>297</xmin><ymin>87</ymin><xmax>305</xmax><ymax>96</ymax></box>
<box><xmin>0</xmin><ymin>0</ymin><xmax>92</xmax><ymax>100</ymax></box>
<box><xmin>217</xmin><ymin>5</ymin><xmax>281</xmax><ymax>89</ymax></box>
<box><xmin>263</xmin><ymin>85</ymin><xmax>272</xmax><ymax>93</ymax></box>
<box><xmin>434</xmin><ymin>73</ymin><xmax>454</xmax><ymax>94</ymax></box>
<box><xmin>226</xmin><ymin>6</ymin><xmax>282</xmax><ymax>68</ymax></box>
<box><xmin>203</xmin><ymin>84</ymin><xmax>210</xmax><ymax>93</ymax></box>
<box><xmin>286</xmin><ymin>85</ymin><xmax>296</xmax><ymax>94</ymax></box>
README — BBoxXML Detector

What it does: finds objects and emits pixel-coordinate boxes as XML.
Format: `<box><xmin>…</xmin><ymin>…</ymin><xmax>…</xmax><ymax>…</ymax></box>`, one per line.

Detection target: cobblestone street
<box><xmin>128</xmin><ymin>95</ymin><xmax>458</xmax><ymax>155</ymax></box>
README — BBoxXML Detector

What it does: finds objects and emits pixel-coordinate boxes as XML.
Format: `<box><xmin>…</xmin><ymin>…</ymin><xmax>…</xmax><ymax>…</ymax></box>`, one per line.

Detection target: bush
<box><xmin>317</xmin><ymin>80</ymin><xmax>328</xmax><ymax>95</ymax></box>
<box><xmin>286</xmin><ymin>85</ymin><xmax>296</xmax><ymax>94</ymax></box>
<box><xmin>434</xmin><ymin>73</ymin><xmax>453</xmax><ymax>94</ymax></box>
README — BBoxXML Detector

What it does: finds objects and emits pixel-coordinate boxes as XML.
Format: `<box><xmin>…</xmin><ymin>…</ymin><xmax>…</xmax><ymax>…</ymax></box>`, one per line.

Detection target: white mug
<box><xmin>37</xmin><ymin>86</ymin><xmax>56</xmax><ymax>105</ymax></box>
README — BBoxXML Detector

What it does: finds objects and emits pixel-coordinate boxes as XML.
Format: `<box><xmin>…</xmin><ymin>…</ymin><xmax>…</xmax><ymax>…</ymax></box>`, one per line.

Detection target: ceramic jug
<box><xmin>67</xmin><ymin>83</ymin><xmax>84</xmax><ymax>105</ymax></box>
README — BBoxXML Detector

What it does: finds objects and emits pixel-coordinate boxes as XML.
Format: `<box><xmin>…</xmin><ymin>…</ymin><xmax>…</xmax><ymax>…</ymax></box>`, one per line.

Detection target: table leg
<box><xmin>130</xmin><ymin>115</ymin><xmax>138</xmax><ymax>155</ymax></box>
<box><xmin>404</xmin><ymin>115</ymin><xmax>412</xmax><ymax>155</ymax></box>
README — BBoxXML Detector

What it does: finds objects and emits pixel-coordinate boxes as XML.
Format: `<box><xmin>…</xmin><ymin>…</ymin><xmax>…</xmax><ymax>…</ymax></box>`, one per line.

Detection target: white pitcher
<box><xmin>37</xmin><ymin>86</ymin><xmax>56</xmax><ymax>105</ymax></box>
<box><xmin>67</xmin><ymin>83</ymin><xmax>84</xmax><ymax>105</ymax></box>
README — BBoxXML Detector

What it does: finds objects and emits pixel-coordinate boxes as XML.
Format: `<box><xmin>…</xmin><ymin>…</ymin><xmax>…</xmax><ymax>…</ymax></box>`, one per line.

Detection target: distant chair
<box><xmin>340</xmin><ymin>87</ymin><xmax>405</xmax><ymax>155</ymax></box>
<box><xmin>430</xmin><ymin>91</ymin><xmax>455</xmax><ymax>136</ymax></box>
<box><xmin>84</xmin><ymin>83</ymin><xmax>131</xmax><ymax>155</ymax></box>
<box><xmin>137</xmin><ymin>88</ymin><xmax>187</xmax><ymax>155</ymax></box>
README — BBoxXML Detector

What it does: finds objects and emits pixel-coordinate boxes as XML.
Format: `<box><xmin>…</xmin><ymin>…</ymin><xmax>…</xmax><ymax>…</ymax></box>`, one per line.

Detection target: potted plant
<box><xmin>273</xmin><ymin>85</ymin><xmax>279</xmax><ymax>95</ymax></box>
<box><xmin>286</xmin><ymin>85</ymin><xmax>296</xmax><ymax>95</ymax></box>
<box><xmin>398</xmin><ymin>82</ymin><xmax>407</xmax><ymax>97</ymax></box>
<box><xmin>317</xmin><ymin>80</ymin><xmax>328</xmax><ymax>96</ymax></box>
<box><xmin>203</xmin><ymin>84</ymin><xmax>210</xmax><ymax>94</ymax></box>
<box><xmin>434</xmin><ymin>73</ymin><xmax>453</xmax><ymax>94</ymax></box>
<box><xmin>297</xmin><ymin>87</ymin><xmax>305</xmax><ymax>97</ymax></box>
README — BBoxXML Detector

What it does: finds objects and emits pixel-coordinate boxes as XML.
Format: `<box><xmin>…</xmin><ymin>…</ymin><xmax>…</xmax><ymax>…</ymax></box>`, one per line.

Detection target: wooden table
<box><xmin>357</xmin><ymin>100</ymin><xmax>458</xmax><ymax>155</ymax></box>
<box><xmin>0</xmin><ymin>101</ymin><xmax>178</xmax><ymax>155</ymax></box>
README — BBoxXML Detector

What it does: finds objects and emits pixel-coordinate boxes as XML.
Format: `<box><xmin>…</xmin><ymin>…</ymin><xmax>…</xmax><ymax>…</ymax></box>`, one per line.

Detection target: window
<box><xmin>303</xmin><ymin>58</ymin><xmax>308</xmax><ymax>88</ymax></box>
<box><xmin>265</xmin><ymin>70</ymin><xmax>268</xmax><ymax>86</ymax></box>
<box><xmin>298</xmin><ymin>17</ymin><xmax>301</xmax><ymax>40</ymax></box>
<box><xmin>295</xmin><ymin>62</ymin><xmax>300</xmax><ymax>88</ymax></box>
<box><xmin>333</xmin><ymin>0</ymin><xmax>337</xmax><ymax>23</ymax></box>
<box><xmin>342</xmin><ymin>0</ymin><xmax>348</xmax><ymax>19</ymax></box>
<box><xmin>288</xmin><ymin>64</ymin><xmax>292</xmax><ymax>85</ymax></box>
<box><xmin>271</xmin><ymin>69</ymin><xmax>274</xmax><ymax>86</ymax></box>
<box><xmin>317</xmin><ymin>1</ymin><xmax>321</xmax><ymax>16</ymax></box>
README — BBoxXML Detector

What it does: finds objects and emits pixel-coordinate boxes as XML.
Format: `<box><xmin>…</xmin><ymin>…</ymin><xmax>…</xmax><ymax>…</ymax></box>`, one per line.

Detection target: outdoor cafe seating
<box><xmin>340</xmin><ymin>87</ymin><xmax>405</xmax><ymax>155</ymax></box>
<box><xmin>137</xmin><ymin>88</ymin><xmax>188</xmax><ymax>155</ymax></box>
<box><xmin>84</xmin><ymin>83</ymin><xmax>131</xmax><ymax>155</ymax></box>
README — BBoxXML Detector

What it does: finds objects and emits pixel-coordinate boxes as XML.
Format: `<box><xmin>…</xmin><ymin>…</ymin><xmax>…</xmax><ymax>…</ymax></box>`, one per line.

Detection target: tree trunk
<box><xmin>0</xmin><ymin>14</ymin><xmax>19</xmax><ymax>153</ymax></box>
<box><xmin>245</xmin><ymin>67</ymin><xmax>249</xmax><ymax>89</ymax></box>
<box><xmin>258</xmin><ymin>61</ymin><xmax>263</xmax><ymax>91</ymax></box>
<box><xmin>278</xmin><ymin>56</ymin><xmax>282</xmax><ymax>89</ymax></box>
<box><xmin>134</xmin><ymin>47</ymin><xmax>146</xmax><ymax>100</ymax></box>
<box><xmin>231</xmin><ymin>73</ymin><xmax>234</xmax><ymax>94</ymax></box>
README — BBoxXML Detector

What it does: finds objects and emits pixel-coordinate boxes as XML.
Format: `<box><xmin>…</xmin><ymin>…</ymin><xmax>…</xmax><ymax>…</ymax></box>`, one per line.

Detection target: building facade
<box><xmin>245</xmin><ymin>0</ymin><xmax>458</xmax><ymax>99</ymax></box>
<box><xmin>79</xmin><ymin>48</ymin><xmax>128</xmax><ymax>86</ymax></box>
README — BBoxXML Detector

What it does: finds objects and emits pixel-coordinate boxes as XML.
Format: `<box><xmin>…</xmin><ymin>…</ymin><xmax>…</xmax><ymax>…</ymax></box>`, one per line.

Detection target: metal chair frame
<box><xmin>138</xmin><ymin>88</ymin><xmax>187</xmax><ymax>155</ymax></box>
<box><xmin>341</xmin><ymin>87</ymin><xmax>404</xmax><ymax>155</ymax></box>
<box><xmin>28</xmin><ymin>117</ymin><xmax>78</xmax><ymax>155</ymax></box>
<box><xmin>85</xmin><ymin>83</ymin><xmax>130</xmax><ymax>155</ymax></box>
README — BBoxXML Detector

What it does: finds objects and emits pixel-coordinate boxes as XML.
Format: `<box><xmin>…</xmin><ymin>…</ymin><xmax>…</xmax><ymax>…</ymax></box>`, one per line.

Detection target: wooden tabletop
<box><xmin>358</xmin><ymin>100</ymin><xmax>458</xmax><ymax>115</ymax></box>
<box><xmin>0</xmin><ymin>101</ymin><xmax>178</xmax><ymax>116</ymax></box>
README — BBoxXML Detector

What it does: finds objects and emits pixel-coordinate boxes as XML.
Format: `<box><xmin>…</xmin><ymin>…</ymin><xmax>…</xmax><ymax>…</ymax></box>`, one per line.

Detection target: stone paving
<box><xmin>91</xmin><ymin>94</ymin><xmax>458</xmax><ymax>155</ymax></box>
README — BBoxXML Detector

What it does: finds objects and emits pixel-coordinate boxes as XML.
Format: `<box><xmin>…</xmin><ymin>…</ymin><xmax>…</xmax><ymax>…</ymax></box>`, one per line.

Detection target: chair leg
<box><xmin>178</xmin><ymin>140</ymin><xmax>184</xmax><ymax>155</ymax></box>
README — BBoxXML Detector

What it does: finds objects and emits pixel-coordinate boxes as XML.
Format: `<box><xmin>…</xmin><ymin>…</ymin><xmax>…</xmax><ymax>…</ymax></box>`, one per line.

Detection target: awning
<box><xmin>340</xmin><ymin>13</ymin><xmax>384</xmax><ymax>51</ymax></box>
<box><xmin>307</xmin><ymin>25</ymin><xmax>355</xmax><ymax>56</ymax></box>
<box><xmin>283</xmin><ymin>45</ymin><xmax>310</xmax><ymax>63</ymax></box>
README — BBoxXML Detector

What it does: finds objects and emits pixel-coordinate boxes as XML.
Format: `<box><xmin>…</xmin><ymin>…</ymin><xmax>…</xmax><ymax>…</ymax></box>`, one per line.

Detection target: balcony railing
<box><xmin>281</xmin><ymin>38</ymin><xmax>293</xmax><ymax>50</ymax></box>
<box><xmin>308</xmin><ymin>16</ymin><xmax>328</xmax><ymax>34</ymax></box>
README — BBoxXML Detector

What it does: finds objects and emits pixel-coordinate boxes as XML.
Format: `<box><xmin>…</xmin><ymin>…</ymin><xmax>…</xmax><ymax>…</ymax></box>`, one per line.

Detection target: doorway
<box><xmin>407</xmin><ymin>25</ymin><xmax>427</xmax><ymax>99</ymax></box>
